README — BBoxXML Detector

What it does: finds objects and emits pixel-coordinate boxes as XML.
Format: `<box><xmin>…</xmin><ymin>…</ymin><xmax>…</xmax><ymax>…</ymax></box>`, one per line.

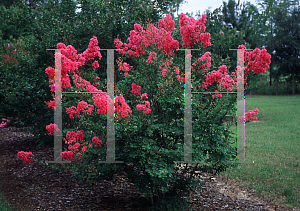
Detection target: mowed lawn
<box><xmin>220</xmin><ymin>95</ymin><xmax>300</xmax><ymax>209</ymax></box>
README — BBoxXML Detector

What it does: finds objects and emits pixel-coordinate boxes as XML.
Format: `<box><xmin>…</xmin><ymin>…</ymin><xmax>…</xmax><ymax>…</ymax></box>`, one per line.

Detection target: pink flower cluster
<box><xmin>92</xmin><ymin>60</ymin><xmax>99</xmax><ymax>69</ymax></box>
<box><xmin>114</xmin><ymin>13</ymin><xmax>179</xmax><ymax>59</ymax></box>
<box><xmin>82</xmin><ymin>37</ymin><xmax>102</xmax><ymax>62</ymax></box>
<box><xmin>132</xmin><ymin>83</ymin><xmax>141</xmax><ymax>96</ymax></box>
<box><xmin>141</xmin><ymin>93</ymin><xmax>148</xmax><ymax>99</ymax></box>
<box><xmin>65</xmin><ymin>100</ymin><xmax>94</xmax><ymax>119</ymax></box>
<box><xmin>146</xmin><ymin>52</ymin><xmax>158</xmax><ymax>64</ymax></box>
<box><xmin>173</xmin><ymin>67</ymin><xmax>185</xmax><ymax>83</ymax></box>
<box><xmin>238</xmin><ymin>44</ymin><xmax>271</xmax><ymax>81</ymax></box>
<box><xmin>0</xmin><ymin>118</ymin><xmax>11</xmax><ymax>128</ymax></box>
<box><xmin>179</xmin><ymin>13</ymin><xmax>211</xmax><ymax>49</ymax></box>
<box><xmin>46</xmin><ymin>123</ymin><xmax>61</xmax><ymax>135</ymax></box>
<box><xmin>201</xmin><ymin>65</ymin><xmax>237</xmax><ymax>99</ymax></box>
<box><xmin>195</xmin><ymin>52</ymin><xmax>211</xmax><ymax>74</ymax></box>
<box><xmin>136</xmin><ymin>100</ymin><xmax>151</xmax><ymax>115</ymax></box>
<box><xmin>131</xmin><ymin>83</ymin><xmax>151</xmax><ymax>115</ymax></box>
<box><xmin>68</xmin><ymin>142</ymin><xmax>81</xmax><ymax>151</ymax></box>
<box><xmin>61</xmin><ymin>151</ymin><xmax>74</xmax><ymax>161</ymax></box>
<box><xmin>114</xmin><ymin>94</ymin><xmax>132</xmax><ymax>118</ymax></box>
<box><xmin>158</xmin><ymin>13</ymin><xmax>175</xmax><ymax>32</ymax></box>
<box><xmin>47</xmin><ymin>123</ymin><xmax>102</xmax><ymax>162</ymax></box>
<box><xmin>18</xmin><ymin>151</ymin><xmax>34</xmax><ymax>163</ymax></box>
<box><xmin>238</xmin><ymin>108</ymin><xmax>259</xmax><ymax>123</ymax></box>
<box><xmin>65</xmin><ymin>130</ymin><xmax>84</xmax><ymax>144</ymax></box>
<box><xmin>45</xmin><ymin>127</ymin><xmax>86</xmax><ymax>161</ymax></box>
<box><xmin>45</xmin><ymin>37</ymin><xmax>134</xmax><ymax>120</ymax></box>
<box><xmin>92</xmin><ymin>92</ymin><xmax>115</xmax><ymax>116</ymax></box>
<box><xmin>56</xmin><ymin>129</ymin><xmax>97</xmax><ymax>161</ymax></box>
<box><xmin>117</xmin><ymin>61</ymin><xmax>132</xmax><ymax>77</ymax></box>
<box><xmin>45</xmin><ymin>37</ymin><xmax>102</xmax><ymax>93</ymax></box>
<box><xmin>72</xmin><ymin>73</ymin><xmax>99</xmax><ymax>93</ymax></box>
<box><xmin>92</xmin><ymin>76</ymin><xmax>100</xmax><ymax>87</ymax></box>
<box><xmin>212</xmin><ymin>90</ymin><xmax>222</xmax><ymax>99</ymax></box>
<box><xmin>159</xmin><ymin>59</ymin><xmax>175</xmax><ymax>78</ymax></box>
<box><xmin>46</xmin><ymin>100</ymin><xmax>56</xmax><ymax>110</ymax></box>
<box><xmin>61</xmin><ymin>130</ymin><xmax>98</xmax><ymax>161</ymax></box>
<box><xmin>82</xmin><ymin>145</ymin><xmax>87</xmax><ymax>153</ymax></box>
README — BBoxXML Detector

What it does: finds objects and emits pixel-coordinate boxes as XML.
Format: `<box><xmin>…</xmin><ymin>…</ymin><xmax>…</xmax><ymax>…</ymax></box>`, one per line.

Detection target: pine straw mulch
<box><xmin>0</xmin><ymin>126</ymin><xmax>299</xmax><ymax>211</ymax></box>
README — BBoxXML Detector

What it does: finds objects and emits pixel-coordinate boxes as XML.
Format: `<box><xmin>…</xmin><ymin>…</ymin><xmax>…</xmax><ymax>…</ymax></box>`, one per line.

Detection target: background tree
<box><xmin>221</xmin><ymin>0</ymin><xmax>299</xmax><ymax>94</ymax></box>
<box><xmin>272</xmin><ymin>1</ymin><xmax>300</xmax><ymax>94</ymax></box>
<box><xmin>221</xmin><ymin>0</ymin><xmax>261</xmax><ymax>49</ymax></box>
<box><xmin>166</xmin><ymin>0</ymin><xmax>187</xmax><ymax>16</ymax></box>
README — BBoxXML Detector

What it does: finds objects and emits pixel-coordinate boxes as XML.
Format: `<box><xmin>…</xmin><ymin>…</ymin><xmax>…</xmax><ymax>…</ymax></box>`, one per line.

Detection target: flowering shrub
<box><xmin>238</xmin><ymin>108</ymin><xmax>259</xmax><ymax>123</ymax></box>
<box><xmin>17</xmin><ymin>13</ymin><xmax>271</xmax><ymax>209</ymax></box>
<box><xmin>17</xmin><ymin>151</ymin><xmax>34</xmax><ymax>164</ymax></box>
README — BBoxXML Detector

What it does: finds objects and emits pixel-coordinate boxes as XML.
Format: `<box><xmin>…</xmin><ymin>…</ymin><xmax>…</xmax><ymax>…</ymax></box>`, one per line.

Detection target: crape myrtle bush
<box><xmin>19</xmin><ymin>13</ymin><xmax>271</xmax><ymax>209</ymax></box>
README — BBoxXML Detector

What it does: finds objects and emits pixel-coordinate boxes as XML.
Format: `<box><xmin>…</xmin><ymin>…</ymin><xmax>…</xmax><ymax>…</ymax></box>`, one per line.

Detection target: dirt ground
<box><xmin>0</xmin><ymin>126</ymin><xmax>299</xmax><ymax>211</ymax></box>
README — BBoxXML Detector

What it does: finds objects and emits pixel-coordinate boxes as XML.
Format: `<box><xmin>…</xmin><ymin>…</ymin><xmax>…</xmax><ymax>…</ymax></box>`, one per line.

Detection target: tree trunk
<box><xmin>292</xmin><ymin>67</ymin><xmax>295</xmax><ymax>95</ymax></box>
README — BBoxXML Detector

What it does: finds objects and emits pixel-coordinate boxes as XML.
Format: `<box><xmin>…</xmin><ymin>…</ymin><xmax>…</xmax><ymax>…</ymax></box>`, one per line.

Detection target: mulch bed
<box><xmin>0</xmin><ymin>126</ymin><xmax>299</xmax><ymax>211</ymax></box>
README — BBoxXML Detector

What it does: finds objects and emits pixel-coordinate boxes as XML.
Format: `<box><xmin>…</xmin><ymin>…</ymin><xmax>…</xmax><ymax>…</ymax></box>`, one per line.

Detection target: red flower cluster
<box><xmin>82</xmin><ymin>145</ymin><xmax>87</xmax><ymax>153</ymax></box>
<box><xmin>60</xmin><ymin>129</ymin><xmax>95</xmax><ymax>161</ymax></box>
<box><xmin>174</xmin><ymin>67</ymin><xmax>185</xmax><ymax>82</ymax></box>
<box><xmin>212</xmin><ymin>90</ymin><xmax>222</xmax><ymax>99</ymax></box>
<box><xmin>131</xmin><ymin>83</ymin><xmax>151</xmax><ymax>115</ymax></box>
<box><xmin>18</xmin><ymin>151</ymin><xmax>34</xmax><ymax>164</ymax></box>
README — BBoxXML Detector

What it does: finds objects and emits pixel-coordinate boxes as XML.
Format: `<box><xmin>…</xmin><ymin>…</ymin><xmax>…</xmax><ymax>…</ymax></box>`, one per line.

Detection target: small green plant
<box><xmin>0</xmin><ymin>191</ymin><xmax>16</xmax><ymax>211</ymax></box>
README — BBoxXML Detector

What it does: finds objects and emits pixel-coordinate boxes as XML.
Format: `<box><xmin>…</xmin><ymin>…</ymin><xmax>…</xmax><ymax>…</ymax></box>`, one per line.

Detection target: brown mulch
<box><xmin>0</xmin><ymin>126</ymin><xmax>299</xmax><ymax>211</ymax></box>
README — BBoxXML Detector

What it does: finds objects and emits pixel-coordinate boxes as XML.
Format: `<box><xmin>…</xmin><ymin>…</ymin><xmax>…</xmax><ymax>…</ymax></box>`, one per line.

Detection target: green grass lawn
<box><xmin>220</xmin><ymin>95</ymin><xmax>300</xmax><ymax>209</ymax></box>
<box><xmin>0</xmin><ymin>191</ymin><xmax>15</xmax><ymax>211</ymax></box>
